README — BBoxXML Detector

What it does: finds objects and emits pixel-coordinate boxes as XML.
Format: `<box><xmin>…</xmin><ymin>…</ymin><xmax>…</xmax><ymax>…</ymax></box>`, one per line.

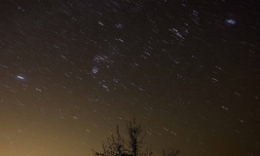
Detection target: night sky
<box><xmin>0</xmin><ymin>0</ymin><xmax>260</xmax><ymax>156</ymax></box>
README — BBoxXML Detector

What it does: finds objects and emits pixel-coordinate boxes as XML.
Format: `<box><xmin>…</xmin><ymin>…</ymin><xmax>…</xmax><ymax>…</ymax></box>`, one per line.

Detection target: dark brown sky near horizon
<box><xmin>0</xmin><ymin>0</ymin><xmax>259</xmax><ymax>156</ymax></box>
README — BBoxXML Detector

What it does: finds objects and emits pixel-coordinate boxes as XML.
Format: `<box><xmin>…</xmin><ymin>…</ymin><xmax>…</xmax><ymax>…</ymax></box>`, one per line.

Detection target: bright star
<box><xmin>225</xmin><ymin>18</ymin><xmax>236</xmax><ymax>25</ymax></box>
<box><xmin>17</xmin><ymin>75</ymin><xmax>25</xmax><ymax>80</ymax></box>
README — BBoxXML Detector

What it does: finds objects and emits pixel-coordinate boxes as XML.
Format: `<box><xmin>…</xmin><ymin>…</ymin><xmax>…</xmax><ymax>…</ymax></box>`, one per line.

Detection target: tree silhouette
<box><xmin>92</xmin><ymin>118</ymin><xmax>180</xmax><ymax>156</ymax></box>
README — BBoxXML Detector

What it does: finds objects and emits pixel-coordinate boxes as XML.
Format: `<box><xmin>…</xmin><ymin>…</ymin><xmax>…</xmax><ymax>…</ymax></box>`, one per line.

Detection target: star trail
<box><xmin>0</xmin><ymin>0</ymin><xmax>259</xmax><ymax>156</ymax></box>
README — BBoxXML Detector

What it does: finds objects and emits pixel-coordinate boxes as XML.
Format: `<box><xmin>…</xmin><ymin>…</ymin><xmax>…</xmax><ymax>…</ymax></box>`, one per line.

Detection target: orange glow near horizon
<box><xmin>1</xmin><ymin>0</ymin><xmax>259</xmax><ymax>156</ymax></box>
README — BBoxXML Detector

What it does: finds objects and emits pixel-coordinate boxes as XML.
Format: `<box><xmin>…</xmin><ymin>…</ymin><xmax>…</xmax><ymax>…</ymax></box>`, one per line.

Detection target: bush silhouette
<box><xmin>92</xmin><ymin>118</ymin><xmax>180</xmax><ymax>156</ymax></box>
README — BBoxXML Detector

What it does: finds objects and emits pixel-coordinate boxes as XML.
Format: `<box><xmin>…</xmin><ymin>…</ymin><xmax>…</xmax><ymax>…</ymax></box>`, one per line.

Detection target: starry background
<box><xmin>0</xmin><ymin>0</ymin><xmax>260</xmax><ymax>156</ymax></box>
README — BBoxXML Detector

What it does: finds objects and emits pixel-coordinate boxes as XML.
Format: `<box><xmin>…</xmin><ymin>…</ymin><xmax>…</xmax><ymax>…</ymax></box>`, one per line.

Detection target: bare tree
<box><xmin>126</xmin><ymin>118</ymin><xmax>144</xmax><ymax>156</ymax></box>
<box><xmin>93</xmin><ymin>118</ymin><xmax>179</xmax><ymax>156</ymax></box>
<box><xmin>93</xmin><ymin>126</ymin><xmax>128</xmax><ymax>156</ymax></box>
